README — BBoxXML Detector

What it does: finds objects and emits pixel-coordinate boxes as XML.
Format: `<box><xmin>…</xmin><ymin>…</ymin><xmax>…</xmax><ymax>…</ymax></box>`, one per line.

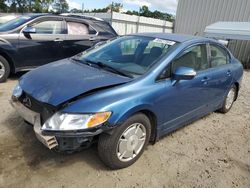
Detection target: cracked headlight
<box><xmin>42</xmin><ymin>112</ymin><xmax>112</xmax><ymax>131</ymax></box>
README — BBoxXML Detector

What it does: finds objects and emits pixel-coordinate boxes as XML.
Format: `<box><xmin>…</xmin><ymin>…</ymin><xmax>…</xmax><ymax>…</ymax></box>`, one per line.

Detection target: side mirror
<box><xmin>173</xmin><ymin>66</ymin><xmax>196</xmax><ymax>81</ymax></box>
<box><xmin>23</xmin><ymin>26</ymin><xmax>36</xmax><ymax>34</ymax></box>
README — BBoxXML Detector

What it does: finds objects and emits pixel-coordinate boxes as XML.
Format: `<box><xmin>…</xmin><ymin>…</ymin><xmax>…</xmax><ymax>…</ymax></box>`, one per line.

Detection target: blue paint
<box><xmin>19</xmin><ymin>33</ymin><xmax>243</xmax><ymax>138</ymax></box>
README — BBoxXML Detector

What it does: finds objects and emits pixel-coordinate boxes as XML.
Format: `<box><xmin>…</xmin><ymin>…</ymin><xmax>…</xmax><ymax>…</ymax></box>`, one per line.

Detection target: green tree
<box><xmin>110</xmin><ymin>2</ymin><xmax>123</xmax><ymax>12</ymax></box>
<box><xmin>6</xmin><ymin>0</ymin><xmax>29</xmax><ymax>13</ymax></box>
<box><xmin>70</xmin><ymin>8</ymin><xmax>83</xmax><ymax>13</ymax></box>
<box><xmin>139</xmin><ymin>5</ymin><xmax>151</xmax><ymax>17</ymax></box>
<box><xmin>125</xmin><ymin>5</ymin><xmax>174</xmax><ymax>22</ymax></box>
<box><xmin>40</xmin><ymin>0</ymin><xmax>53</xmax><ymax>12</ymax></box>
<box><xmin>6</xmin><ymin>0</ymin><xmax>53</xmax><ymax>13</ymax></box>
<box><xmin>32</xmin><ymin>0</ymin><xmax>43</xmax><ymax>12</ymax></box>
<box><xmin>90</xmin><ymin>7</ymin><xmax>109</xmax><ymax>13</ymax></box>
<box><xmin>8</xmin><ymin>2</ymin><xmax>17</xmax><ymax>12</ymax></box>
<box><xmin>0</xmin><ymin>0</ymin><xmax>8</xmax><ymax>12</ymax></box>
<box><xmin>125</xmin><ymin>10</ymin><xmax>139</xmax><ymax>16</ymax></box>
<box><xmin>52</xmin><ymin>0</ymin><xmax>68</xmax><ymax>13</ymax></box>
<box><xmin>88</xmin><ymin>3</ymin><xmax>123</xmax><ymax>13</ymax></box>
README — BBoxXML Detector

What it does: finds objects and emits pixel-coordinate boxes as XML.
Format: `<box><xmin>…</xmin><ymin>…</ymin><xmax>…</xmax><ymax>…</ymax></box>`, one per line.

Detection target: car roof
<box><xmin>20</xmin><ymin>13</ymin><xmax>48</xmax><ymax>17</ymax></box>
<box><xmin>25</xmin><ymin>13</ymin><xmax>105</xmax><ymax>22</ymax></box>
<box><xmin>15</xmin><ymin>13</ymin><xmax>117</xmax><ymax>36</ymax></box>
<box><xmin>60</xmin><ymin>13</ymin><xmax>104</xmax><ymax>21</ymax></box>
<box><xmin>131</xmin><ymin>32</ymin><xmax>211</xmax><ymax>43</ymax></box>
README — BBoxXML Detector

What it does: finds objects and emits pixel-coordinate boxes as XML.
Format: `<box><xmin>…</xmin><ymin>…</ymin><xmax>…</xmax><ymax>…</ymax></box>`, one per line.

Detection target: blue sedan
<box><xmin>11</xmin><ymin>33</ymin><xmax>243</xmax><ymax>169</ymax></box>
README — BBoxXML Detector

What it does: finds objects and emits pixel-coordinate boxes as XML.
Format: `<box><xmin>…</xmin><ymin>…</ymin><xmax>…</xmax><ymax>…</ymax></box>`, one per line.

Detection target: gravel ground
<box><xmin>0</xmin><ymin>72</ymin><xmax>249</xmax><ymax>188</ymax></box>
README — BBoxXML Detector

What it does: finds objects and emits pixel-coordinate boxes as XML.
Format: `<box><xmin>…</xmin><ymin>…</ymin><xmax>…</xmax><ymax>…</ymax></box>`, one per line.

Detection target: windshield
<box><xmin>0</xmin><ymin>15</ymin><xmax>33</xmax><ymax>32</ymax></box>
<box><xmin>76</xmin><ymin>36</ymin><xmax>177</xmax><ymax>77</ymax></box>
<box><xmin>0</xmin><ymin>15</ymin><xmax>17</xmax><ymax>25</ymax></box>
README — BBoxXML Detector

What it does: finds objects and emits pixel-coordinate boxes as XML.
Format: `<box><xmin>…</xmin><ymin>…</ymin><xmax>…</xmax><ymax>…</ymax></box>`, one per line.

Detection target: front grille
<box><xmin>18</xmin><ymin>92</ymin><xmax>56</xmax><ymax>124</ymax></box>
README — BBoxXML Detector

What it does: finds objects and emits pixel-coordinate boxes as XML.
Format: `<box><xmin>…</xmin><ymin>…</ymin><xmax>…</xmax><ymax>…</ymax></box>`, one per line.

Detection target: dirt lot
<box><xmin>0</xmin><ymin>72</ymin><xmax>249</xmax><ymax>188</ymax></box>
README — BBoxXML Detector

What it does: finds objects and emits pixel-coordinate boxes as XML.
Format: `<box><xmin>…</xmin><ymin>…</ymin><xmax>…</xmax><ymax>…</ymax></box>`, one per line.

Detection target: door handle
<box><xmin>201</xmin><ymin>77</ymin><xmax>210</xmax><ymax>82</ymax></box>
<box><xmin>201</xmin><ymin>77</ymin><xmax>210</xmax><ymax>84</ymax></box>
<box><xmin>54</xmin><ymin>38</ymin><xmax>63</xmax><ymax>42</ymax></box>
<box><xmin>226</xmin><ymin>70</ymin><xmax>231</xmax><ymax>77</ymax></box>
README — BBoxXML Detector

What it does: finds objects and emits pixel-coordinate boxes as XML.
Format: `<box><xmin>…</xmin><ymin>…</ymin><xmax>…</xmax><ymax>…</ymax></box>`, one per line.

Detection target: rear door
<box><xmin>18</xmin><ymin>17</ymin><xmax>66</xmax><ymax>68</ymax></box>
<box><xmin>63</xmin><ymin>18</ymin><xmax>99</xmax><ymax>58</ymax></box>
<box><xmin>205</xmin><ymin>43</ymin><xmax>233</xmax><ymax>104</ymax></box>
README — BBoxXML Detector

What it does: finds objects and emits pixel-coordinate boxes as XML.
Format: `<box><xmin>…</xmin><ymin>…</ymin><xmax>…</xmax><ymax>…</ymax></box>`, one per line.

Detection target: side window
<box><xmin>120</xmin><ymin>39</ymin><xmax>140</xmax><ymax>55</ymax></box>
<box><xmin>67</xmin><ymin>22</ymin><xmax>89</xmax><ymax>35</ymax></box>
<box><xmin>210</xmin><ymin>45</ymin><xmax>229</xmax><ymax>67</ymax></box>
<box><xmin>158</xmin><ymin>65</ymin><xmax>171</xmax><ymax>80</ymax></box>
<box><xmin>172</xmin><ymin>44</ymin><xmax>208</xmax><ymax>72</ymax></box>
<box><xmin>32</xmin><ymin>20</ymin><xmax>63</xmax><ymax>34</ymax></box>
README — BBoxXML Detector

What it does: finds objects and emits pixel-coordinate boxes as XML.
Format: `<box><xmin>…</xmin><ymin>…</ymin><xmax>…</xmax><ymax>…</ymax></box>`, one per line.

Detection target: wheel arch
<box><xmin>114</xmin><ymin>106</ymin><xmax>158</xmax><ymax>143</ymax></box>
<box><xmin>137</xmin><ymin>109</ymin><xmax>158</xmax><ymax>143</ymax></box>
<box><xmin>0</xmin><ymin>49</ymin><xmax>15</xmax><ymax>73</ymax></box>
<box><xmin>234</xmin><ymin>82</ymin><xmax>239</xmax><ymax>101</ymax></box>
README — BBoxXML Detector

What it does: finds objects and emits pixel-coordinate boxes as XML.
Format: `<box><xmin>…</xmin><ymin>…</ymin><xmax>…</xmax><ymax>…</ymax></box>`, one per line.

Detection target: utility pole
<box><xmin>59</xmin><ymin>0</ymin><xmax>63</xmax><ymax>13</ymax></box>
<box><xmin>82</xmin><ymin>3</ymin><xmax>84</xmax><ymax>14</ymax></box>
<box><xmin>111</xmin><ymin>1</ymin><xmax>113</xmax><ymax>14</ymax></box>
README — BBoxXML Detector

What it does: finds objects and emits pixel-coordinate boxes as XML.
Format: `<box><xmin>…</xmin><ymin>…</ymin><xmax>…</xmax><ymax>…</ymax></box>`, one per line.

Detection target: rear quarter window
<box><xmin>67</xmin><ymin>22</ymin><xmax>89</xmax><ymax>35</ymax></box>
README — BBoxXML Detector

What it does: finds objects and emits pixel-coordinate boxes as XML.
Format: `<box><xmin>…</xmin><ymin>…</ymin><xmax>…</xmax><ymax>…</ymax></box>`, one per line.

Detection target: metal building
<box><xmin>175</xmin><ymin>0</ymin><xmax>250</xmax><ymax>66</ymax></box>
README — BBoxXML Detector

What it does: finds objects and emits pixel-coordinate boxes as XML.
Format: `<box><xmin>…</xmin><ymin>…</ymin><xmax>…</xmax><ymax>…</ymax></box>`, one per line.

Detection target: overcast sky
<box><xmin>67</xmin><ymin>0</ymin><xmax>178</xmax><ymax>14</ymax></box>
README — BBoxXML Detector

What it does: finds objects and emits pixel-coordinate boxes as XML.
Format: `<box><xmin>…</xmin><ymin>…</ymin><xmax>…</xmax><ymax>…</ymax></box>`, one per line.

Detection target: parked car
<box><xmin>0</xmin><ymin>13</ymin><xmax>117</xmax><ymax>82</ymax></box>
<box><xmin>11</xmin><ymin>33</ymin><xmax>243</xmax><ymax>169</ymax></box>
<box><xmin>0</xmin><ymin>14</ymin><xmax>19</xmax><ymax>25</ymax></box>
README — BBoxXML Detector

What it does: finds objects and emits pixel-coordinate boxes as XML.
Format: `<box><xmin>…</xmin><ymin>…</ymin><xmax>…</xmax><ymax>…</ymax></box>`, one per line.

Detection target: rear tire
<box><xmin>98</xmin><ymin>113</ymin><xmax>151</xmax><ymax>169</ymax></box>
<box><xmin>0</xmin><ymin>55</ymin><xmax>10</xmax><ymax>83</ymax></box>
<box><xmin>218</xmin><ymin>85</ymin><xmax>237</xmax><ymax>113</ymax></box>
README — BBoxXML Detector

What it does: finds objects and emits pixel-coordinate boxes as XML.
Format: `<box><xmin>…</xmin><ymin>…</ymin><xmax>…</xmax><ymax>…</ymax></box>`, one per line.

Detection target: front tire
<box><xmin>0</xmin><ymin>55</ymin><xmax>10</xmax><ymax>83</ymax></box>
<box><xmin>218</xmin><ymin>85</ymin><xmax>237</xmax><ymax>113</ymax></box>
<box><xmin>98</xmin><ymin>113</ymin><xmax>151</xmax><ymax>169</ymax></box>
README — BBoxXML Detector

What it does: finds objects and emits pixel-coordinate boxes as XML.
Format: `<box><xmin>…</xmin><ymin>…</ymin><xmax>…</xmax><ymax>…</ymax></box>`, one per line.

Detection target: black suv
<box><xmin>0</xmin><ymin>13</ymin><xmax>117</xmax><ymax>82</ymax></box>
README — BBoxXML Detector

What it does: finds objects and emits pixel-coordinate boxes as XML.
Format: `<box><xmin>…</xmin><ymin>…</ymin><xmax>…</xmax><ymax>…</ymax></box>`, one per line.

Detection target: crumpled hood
<box><xmin>19</xmin><ymin>59</ymin><xmax>132</xmax><ymax>106</ymax></box>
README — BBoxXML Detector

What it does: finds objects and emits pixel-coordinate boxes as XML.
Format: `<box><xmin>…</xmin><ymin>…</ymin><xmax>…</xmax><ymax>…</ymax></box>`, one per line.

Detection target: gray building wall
<box><xmin>175</xmin><ymin>0</ymin><xmax>250</xmax><ymax>66</ymax></box>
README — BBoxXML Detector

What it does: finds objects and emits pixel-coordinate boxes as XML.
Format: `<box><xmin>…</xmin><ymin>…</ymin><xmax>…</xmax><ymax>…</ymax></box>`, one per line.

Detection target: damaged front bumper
<box><xmin>10</xmin><ymin>99</ymin><xmax>102</xmax><ymax>152</ymax></box>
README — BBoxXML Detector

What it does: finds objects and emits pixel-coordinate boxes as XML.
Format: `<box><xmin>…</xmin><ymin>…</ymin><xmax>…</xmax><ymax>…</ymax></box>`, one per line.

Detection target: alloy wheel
<box><xmin>225</xmin><ymin>87</ymin><xmax>236</xmax><ymax>110</ymax></box>
<box><xmin>0</xmin><ymin>61</ymin><xmax>5</xmax><ymax>79</ymax></box>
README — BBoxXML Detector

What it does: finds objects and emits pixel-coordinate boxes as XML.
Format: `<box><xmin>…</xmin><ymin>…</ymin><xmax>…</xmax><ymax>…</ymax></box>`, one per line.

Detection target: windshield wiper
<box><xmin>71</xmin><ymin>57</ymin><xmax>92</xmax><ymax>66</ymax></box>
<box><xmin>84</xmin><ymin>59</ymin><xmax>134</xmax><ymax>78</ymax></box>
<box><xmin>71</xmin><ymin>57</ymin><xmax>133</xmax><ymax>78</ymax></box>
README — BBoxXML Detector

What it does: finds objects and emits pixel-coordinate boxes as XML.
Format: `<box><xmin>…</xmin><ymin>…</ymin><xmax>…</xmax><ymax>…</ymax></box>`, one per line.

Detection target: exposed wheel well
<box><xmin>0</xmin><ymin>51</ymin><xmax>15</xmax><ymax>74</ymax></box>
<box><xmin>234</xmin><ymin>82</ymin><xmax>239</xmax><ymax>101</ymax></box>
<box><xmin>138</xmin><ymin>110</ymin><xmax>157</xmax><ymax>143</ymax></box>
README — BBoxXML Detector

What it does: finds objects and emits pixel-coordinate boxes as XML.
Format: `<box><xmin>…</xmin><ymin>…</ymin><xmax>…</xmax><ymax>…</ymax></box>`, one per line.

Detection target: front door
<box><xmin>156</xmin><ymin>43</ymin><xmax>213</xmax><ymax>132</ymax></box>
<box><xmin>18</xmin><ymin>17</ymin><xmax>65</xmax><ymax>68</ymax></box>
